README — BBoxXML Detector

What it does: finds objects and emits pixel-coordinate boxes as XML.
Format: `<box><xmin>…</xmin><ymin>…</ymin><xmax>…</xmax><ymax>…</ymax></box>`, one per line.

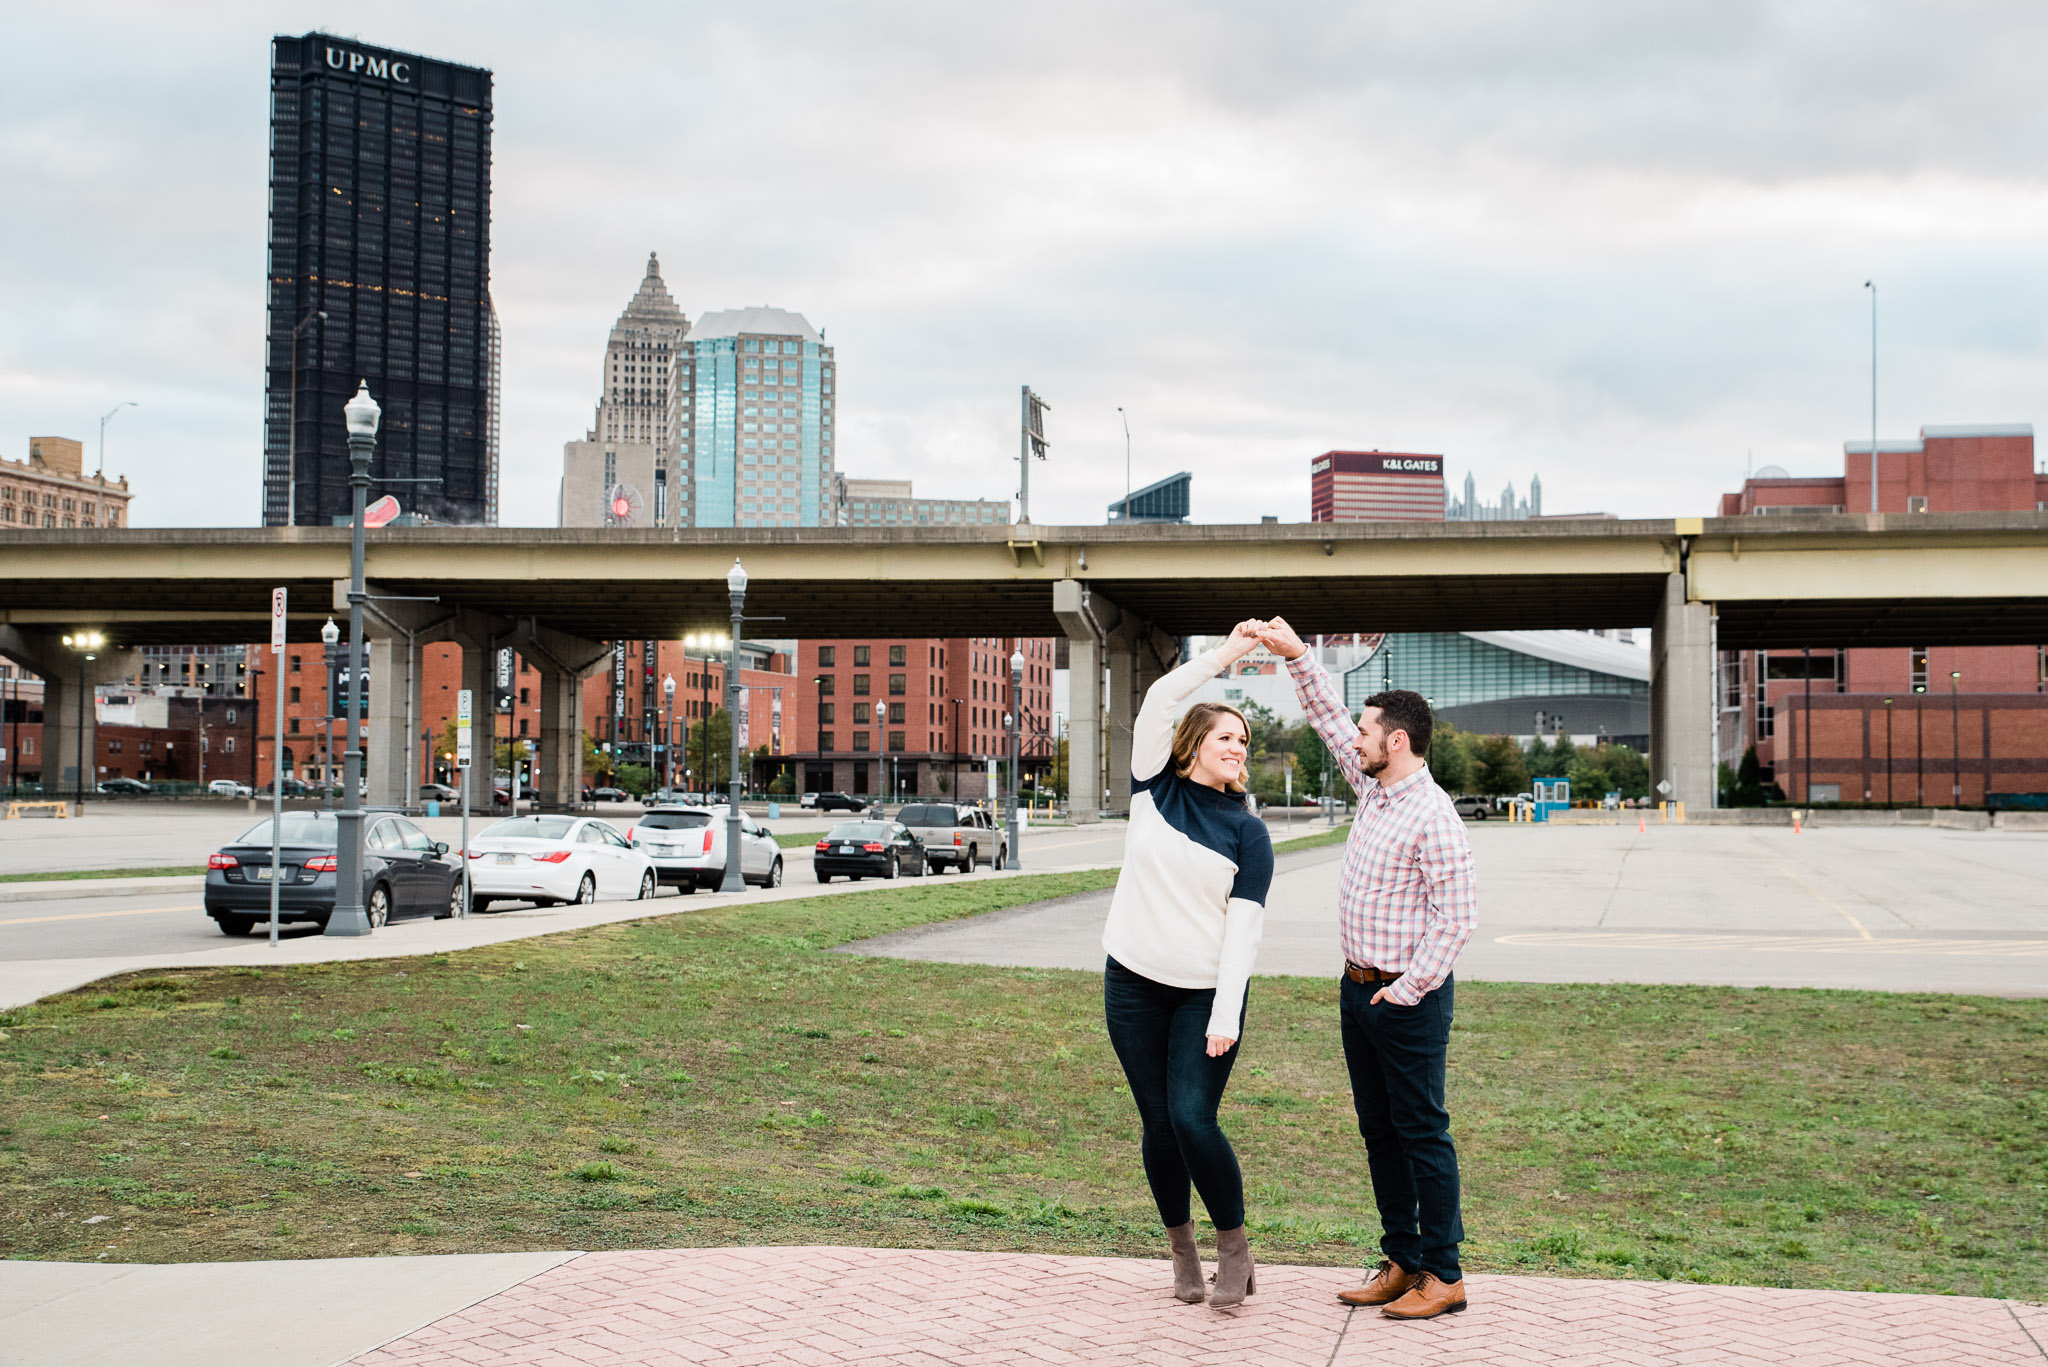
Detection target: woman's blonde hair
<box><xmin>1170</xmin><ymin>702</ymin><xmax>1251</xmax><ymax>795</ymax></box>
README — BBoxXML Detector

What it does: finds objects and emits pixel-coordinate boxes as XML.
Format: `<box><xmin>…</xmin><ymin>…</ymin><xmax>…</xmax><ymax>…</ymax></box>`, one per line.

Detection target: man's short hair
<box><xmin>1362</xmin><ymin>690</ymin><xmax>1434</xmax><ymax>759</ymax></box>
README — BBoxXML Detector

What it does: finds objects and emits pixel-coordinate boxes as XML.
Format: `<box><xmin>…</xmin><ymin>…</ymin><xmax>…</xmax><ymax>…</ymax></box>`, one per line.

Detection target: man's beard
<box><xmin>1357</xmin><ymin>738</ymin><xmax>1390</xmax><ymax>778</ymax></box>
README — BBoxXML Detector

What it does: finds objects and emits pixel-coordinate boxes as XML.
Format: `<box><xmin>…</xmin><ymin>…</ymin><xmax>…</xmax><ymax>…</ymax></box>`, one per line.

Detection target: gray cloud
<box><xmin>3</xmin><ymin>1</ymin><xmax>2045</xmax><ymax>529</ymax></box>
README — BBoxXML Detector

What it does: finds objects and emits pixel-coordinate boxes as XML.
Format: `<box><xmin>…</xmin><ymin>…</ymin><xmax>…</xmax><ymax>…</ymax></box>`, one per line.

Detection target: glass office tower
<box><xmin>682</xmin><ymin>308</ymin><xmax>835</xmax><ymax>527</ymax></box>
<box><xmin>263</xmin><ymin>34</ymin><xmax>495</xmax><ymax>526</ymax></box>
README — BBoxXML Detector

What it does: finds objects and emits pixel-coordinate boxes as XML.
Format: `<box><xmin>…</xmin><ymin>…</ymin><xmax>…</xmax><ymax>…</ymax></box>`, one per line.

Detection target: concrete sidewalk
<box><xmin>7</xmin><ymin>1246</ymin><xmax>2042</xmax><ymax>1367</ymax></box>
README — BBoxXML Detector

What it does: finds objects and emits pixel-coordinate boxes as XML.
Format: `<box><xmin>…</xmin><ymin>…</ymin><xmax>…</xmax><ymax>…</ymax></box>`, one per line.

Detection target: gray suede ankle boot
<box><xmin>1166</xmin><ymin>1222</ymin><xmax>1206</xmax><ymax>1303</ymax></box>
<box><xmin>1210</xmin><ymin>1225</ymin><xmax>1255</xmax><ymax>1308</ymax></box>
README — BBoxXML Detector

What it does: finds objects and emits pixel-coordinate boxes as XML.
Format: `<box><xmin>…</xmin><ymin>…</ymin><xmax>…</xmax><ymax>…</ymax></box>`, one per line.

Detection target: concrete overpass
<box><xmin>3</xmin><ymin>513</ymin><xmax>2044</xmax><ymax>817</ymax></box>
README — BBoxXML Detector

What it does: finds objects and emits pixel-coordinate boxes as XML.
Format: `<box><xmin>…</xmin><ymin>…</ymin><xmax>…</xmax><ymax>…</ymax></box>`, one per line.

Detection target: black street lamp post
<box><xmin>1882</xmin><ymin>696</ymin><xmax>1894</xmax><ymax>806</ymax></box>
<box><xmin>321</xmin><ymin>617</ymin><xmax>340</xmax><ymax>811</ymax></box>
<box><xmin>721</xmin><ymin>560</ymin><xmax>747</xmax><ymax>893</ymax></box>
<box><xmin>1950</xmin><ymin>670</ymin><xmax>1963</xmax><ymax>807</ymax></box>
<box><xmin>328</xmin><ymin>380</ymin><xmax>380</xmax><ymax>937</ymax></box>
<box><xmin>1006</xmin><ymin>647</ymin><xmax>1023</xmax><ymax>869</ymax></box>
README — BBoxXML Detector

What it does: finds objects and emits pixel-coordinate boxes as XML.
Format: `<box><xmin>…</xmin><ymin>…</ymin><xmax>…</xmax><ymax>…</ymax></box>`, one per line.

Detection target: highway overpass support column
<box><xmin>0</xmin><ymin>628</ymin><xmax>139</xmax><ymax>801</ymax></box>
<box><xmin>363</xmin><ymin>635</ymin><xmax>420</xmax><ymax>809</ymax></box>
<box><xmin>513</xmin><ymin>622</ymin><xmax>610</xmax><ymax>810</ymax></box>
<box><xmin>1650</xmin><ymin>572</ymin><xmax>1715</xmax><ymax>813</ymax></box>
<box><xmin>1052</xmin><ymin>580</ymin><xmax>1177</xmax><ymax>823</ymax></box>
<box><xmin>351</xmin><ymin>586</ymin><xmax>462</xmax><ymax>814</ymax></box>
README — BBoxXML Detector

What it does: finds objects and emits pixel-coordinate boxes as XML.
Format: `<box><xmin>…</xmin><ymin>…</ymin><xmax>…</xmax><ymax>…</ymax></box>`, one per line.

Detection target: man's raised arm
<box><xmin>1259</xmin><ymin>617</ymin><xmax>1368</xmax><ymax>796</ymax></box>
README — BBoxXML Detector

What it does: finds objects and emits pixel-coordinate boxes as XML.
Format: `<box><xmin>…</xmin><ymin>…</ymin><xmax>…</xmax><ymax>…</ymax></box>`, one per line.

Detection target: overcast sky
<box><xmin>5</xmin><ymin>1</ymin><xmax>2047</xmax><ymax>528</ymax></box>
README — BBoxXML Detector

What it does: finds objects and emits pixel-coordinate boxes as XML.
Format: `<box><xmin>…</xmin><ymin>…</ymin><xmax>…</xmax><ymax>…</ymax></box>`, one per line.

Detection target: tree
<box><xmin>1726</xmin><ymin>743</ymin><xmax>1783</xmax><ymax>807</ymax></box>
<box><xmin>1470</xmin><ymin>734</ymin><xmax>1528</xmax><ymax>797</ymax></box>
<box><xmin>1430</xmin><ymin>722</ymin><xmax>1471</xmax><ymax>794</ymax></box>
<box><xmin>1294</xmin><ymin>725</ymin><xmax>1333</xmax><ymax>797</ymax></box>
<box><xmin>687</xmin><ymin>707</ymin><xmax>732</xmax><ymax>789</ymax></box>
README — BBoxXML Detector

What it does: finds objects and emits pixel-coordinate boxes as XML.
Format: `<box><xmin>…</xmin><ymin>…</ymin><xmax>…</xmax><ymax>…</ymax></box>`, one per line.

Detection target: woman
<box><xmin>1102</xmin><ymin>619</ymin><xmax>1275</xmax><ymax>1309</ymax></box>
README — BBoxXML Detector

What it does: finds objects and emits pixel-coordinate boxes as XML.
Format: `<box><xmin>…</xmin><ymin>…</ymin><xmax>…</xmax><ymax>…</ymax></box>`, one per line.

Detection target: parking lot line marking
<box><xmin>0</xmin><ymin>905</ymin><xmax>200</xmax><ymax>928</ymax></box>
<box><xmin>1769</xmin><ymin>857</ymin><xmax>1876</xmax><ymax>940</ymax></box>
<box><xmin>1496</xmin><ymin>931</ymin><xmax>2048</xmax><ymax>957</ymax></box>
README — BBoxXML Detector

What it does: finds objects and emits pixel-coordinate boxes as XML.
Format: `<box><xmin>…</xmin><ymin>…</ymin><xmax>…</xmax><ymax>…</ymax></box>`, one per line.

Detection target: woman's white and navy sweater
<box><xmin>1101</xmin><ymin>646</ymin><xmax>1274</xmax><ymax>1040</ymax></box>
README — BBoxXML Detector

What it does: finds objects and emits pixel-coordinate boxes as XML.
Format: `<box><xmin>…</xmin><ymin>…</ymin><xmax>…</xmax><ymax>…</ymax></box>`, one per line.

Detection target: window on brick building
<box><xmin>289</xmin><ymin>686</ymin><xmax>301</xmax><ymax>704</ymax></box>
<box><xmin>818</xmin><ymin>646</ymin><xmax>835</xmax><ymax>667</ymax></box>
<box><xmin>853</xmin><ymin>674</ymin><xmax>870</xmax><ymax>696</ymax></box>
<box><xmin>818</xmin><ymin>731</ymin><xmax>834</xmax><ymax>752</ymax></box>
<box><xmin>853</xmin><ymin>646</ymin><xmax>870</xmax><ymax>666</ymax></box>
<box><xmin>889</xmin><ymin>702</ymin><xmax>906</xmax><ymax>723</ymax></box>
<box><xmin>888</xmin><ymin>731</ymin><xmax>905</xmax><ymax>752</ymax></box>
<box><xmin>889</xmin><ymin>645</ymin><xmax>905</xmax><ymax>666</ymax></box>
<box><xmin>1911</xmin><ymin>647</ymin><xmax>1929</xmax><ymax>693</ymax></box>
<box><xmin>289</xmin><ymin>718</ymin><xmax>301</xmax><ymax>734</ymax></box>
<box><xmin>853</xmin><ymin>730</ymin><xmax>871</xmax><ymax>752</ymax></box>
<box><xmin>819</xmin><ymin>703</ymin><xmax>835</xmax><ymax>724</ymax></box>
<box><xmin>817</xmin><ymin>675</ymin><xmax>835</xmax><ymax>696</ymax></box>
<box><xmin>853</xmin><ymin>703</ymin><xmax>870</xmax><ymax>723</ymax></box>
<box><xmin>888</xmin><ymin>674</ymin><xmax>905</xmax><ymax>696</ymax></box>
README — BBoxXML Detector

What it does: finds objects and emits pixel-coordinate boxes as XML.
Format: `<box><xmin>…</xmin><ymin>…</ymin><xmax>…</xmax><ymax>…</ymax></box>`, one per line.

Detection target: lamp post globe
<box><xmin>721</xmin><ymin>562</ymin><xmax>747</xmax><ymax>893</ymax></box>
<box><xmin>328</xmin><ymin>380</ymin><xmax>380</xmax><ymax>936</ymax></box>
<box><xmin>662</xmin><ymin>672</ymin><xmax>676</xmax><ymax>790</ymax></box>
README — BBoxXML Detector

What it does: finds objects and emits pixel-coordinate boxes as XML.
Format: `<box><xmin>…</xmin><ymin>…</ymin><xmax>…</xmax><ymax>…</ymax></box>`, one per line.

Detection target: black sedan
<box><xmin>203</xmin><ymin>811</ymin><xmax>465</xmax><ymax>935</ymax></box>
<box><xmin>813</xmin><ymin>820</ymin><xmax>929</xmax><ymax>882</ymax></box>
<box><xmin>812</xmin><ymin>792</ymin><xmax>873</xmax><ymax>813</ymax></box>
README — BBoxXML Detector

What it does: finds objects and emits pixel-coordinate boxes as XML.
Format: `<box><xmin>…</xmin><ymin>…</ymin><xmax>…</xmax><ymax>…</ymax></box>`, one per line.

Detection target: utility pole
<box><xmin>1864</xmin><ymin>281</ymin><xmax>1878</xmax><ymax>513</ymax></box>
<box><xmin>1117</xmin><ymin>406</ymin><xmax>1131</xmax><ymax>520</ymax></box>
<box><xmin>1018</xmin><ymin>386</ymin><xmax>1050</xmax><ymax>524</ymax></box>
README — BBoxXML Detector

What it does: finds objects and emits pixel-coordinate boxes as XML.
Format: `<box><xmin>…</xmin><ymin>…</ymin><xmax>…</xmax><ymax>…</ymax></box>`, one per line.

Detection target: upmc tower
<box><xmin>263</xmin><ymin>34</ymin><xmax>497</xmax><ymax>527</ymax></box>
<box><xmin>1308</xmin><ymin>450</ymin><xmax>1446</xmax><ymax>522</ymax></box>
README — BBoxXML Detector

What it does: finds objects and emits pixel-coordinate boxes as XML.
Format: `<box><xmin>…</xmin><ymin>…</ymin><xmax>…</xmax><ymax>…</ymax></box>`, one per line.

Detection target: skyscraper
<box><xmin>559</xmin><ymin>255</ymin><xmax>691</xmax><ymax>528</ymax></box>
<box><xmin>263</xmin><ymin>33</ymin><xmax>496</xmax><ymax>527</ymax></box>
<box><xmin>684</xmin><ymin>308</ymin><xmax>836</xmax><ymax>528</ymax></box>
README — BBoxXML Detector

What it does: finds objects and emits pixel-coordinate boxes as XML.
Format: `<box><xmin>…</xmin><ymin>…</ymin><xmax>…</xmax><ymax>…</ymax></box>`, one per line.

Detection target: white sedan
<box><xmin>463</xmin><ymin>814</ymin><xmax>657</xmax><ymax>913</ymax></box>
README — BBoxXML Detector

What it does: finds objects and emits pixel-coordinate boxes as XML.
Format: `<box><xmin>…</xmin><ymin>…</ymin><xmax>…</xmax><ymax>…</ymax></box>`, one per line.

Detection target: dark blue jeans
<box><xmin>1340</xmin><ymin>972</ymin><xmax>1463</xmax><ymax>1282</ymax></box>
<box><xmin>1103</xmin><ymin>956</ymin><xmax>1247</xmax><ymax>1231</ymax></box>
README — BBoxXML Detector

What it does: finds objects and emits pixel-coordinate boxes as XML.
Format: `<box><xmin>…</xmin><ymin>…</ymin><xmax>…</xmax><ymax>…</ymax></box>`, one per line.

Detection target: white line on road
<box><xmin>0</xmin><ymin>905</ymin><xmax>200</xmax><ymax>928</ymax></box>
<box><xmin>1496</xmin><ymin>931</ymin><xmax>2048</xmax><ymax>957</ymax></box>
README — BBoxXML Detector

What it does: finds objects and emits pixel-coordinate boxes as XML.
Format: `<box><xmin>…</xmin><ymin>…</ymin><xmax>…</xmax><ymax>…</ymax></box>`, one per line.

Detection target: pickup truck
<box><xmin>895</xmin><ymin>802</ymin><xmax>1009</xmax><ymax>873</ymax></box>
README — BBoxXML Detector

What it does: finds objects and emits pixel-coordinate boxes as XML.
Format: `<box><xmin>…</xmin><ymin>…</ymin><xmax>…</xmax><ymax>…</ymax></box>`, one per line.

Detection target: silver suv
<box><xmin>895</xmin><ymin>802</ymin><xmax>1009</xmax><ymax>873</ymax></box>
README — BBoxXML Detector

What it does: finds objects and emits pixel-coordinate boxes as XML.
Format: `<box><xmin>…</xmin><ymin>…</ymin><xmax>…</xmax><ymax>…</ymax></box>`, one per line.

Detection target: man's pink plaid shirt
<box><xmin>1288</xmin><ymin>654</ymin><xmax>1477</xmax><ymax>1006</ymax></box>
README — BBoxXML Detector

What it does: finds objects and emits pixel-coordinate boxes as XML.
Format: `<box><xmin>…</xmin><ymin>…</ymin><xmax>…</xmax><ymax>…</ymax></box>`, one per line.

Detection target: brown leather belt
<box><xmin>1345</xmin><ymin>961</ymin><xmax>1400</xmax><ymax>985</ymax></box>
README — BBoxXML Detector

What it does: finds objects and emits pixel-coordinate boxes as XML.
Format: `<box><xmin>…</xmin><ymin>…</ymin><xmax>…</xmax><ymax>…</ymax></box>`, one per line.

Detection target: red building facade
<box><xmin>1718</xmin><ymin>424</ymin><xmax>2048</xmax><ymax>803</ymax></box>
<box><xmin>1309</xmin><ymin>451</ymin><xmax>1446</xmax><ymax>522</ymax></box>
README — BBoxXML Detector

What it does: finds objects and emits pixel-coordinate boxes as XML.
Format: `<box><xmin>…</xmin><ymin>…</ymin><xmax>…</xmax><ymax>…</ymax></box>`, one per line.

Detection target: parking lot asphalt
<box><xmin>841</xmin><ymin>823</ymin><xmax>2048</xmax><ymax>997</ymax></box>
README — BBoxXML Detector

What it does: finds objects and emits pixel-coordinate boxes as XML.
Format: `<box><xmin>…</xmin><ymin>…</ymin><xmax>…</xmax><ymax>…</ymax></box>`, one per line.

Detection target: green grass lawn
<box><xmin>0</xmin><ymin>867</ymin><xmax>206</xmax><ymax>884</ymax></box>
<box><xmin>1</xmin><ymin>871</ymin><xmax>2042</xmax><ymax>1298</ymax></box>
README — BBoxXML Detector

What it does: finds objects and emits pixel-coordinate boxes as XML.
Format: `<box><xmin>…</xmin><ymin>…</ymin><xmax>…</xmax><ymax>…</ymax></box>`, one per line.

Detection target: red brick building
<box><xmin>785</xmin><ymin>636</ymin><xmax>1056</xmax><ymax>801</ymax></box>
<box><xmin>1718</xmin><ymin>424</ymin><xmax>2048</xmax><ymax>803</ymax></box>
<box><xmin>1310</xmin><ymin>451</ymin><xmax>1446</xmax><ymax>522</ymax></box>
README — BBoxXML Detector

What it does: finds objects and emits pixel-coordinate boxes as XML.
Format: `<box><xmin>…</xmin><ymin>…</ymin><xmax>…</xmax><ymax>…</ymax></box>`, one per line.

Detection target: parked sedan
<box><xmin>813</xmin><ymin>820</ymin><xmax>929</xmax><ymax>882</ymax></box>
<box><xmin>812</xmin><ymin>792</ymin><xmax>873</xmax><ymax>813</ymax></box>
<box><xmin>628</xmin><ymin>805</ymin><xmax>783</xmax><ymax>891</ymax></box>
<box><xmin>589</xmin><ymin>786</ymin><xmax>631</xmax><ymax>804</ymax></box>
<box><xmin>207</xmin><ymin>779</ymin><xmax>254</xmax><ymax>798</ymax></box>
<box><xmin>97</xmin><ymin>778</ymin><xmax>153</xmax><ymax>796</ymax></box>
<box><xmin>462</xmin><ymin>813</ymin><xmax>656</xmax><ymax>912</ymax></box>
<box><xmin>203</xmin><ymin>811</ymin><xmax>463</xmax><ymax>935</ymax></box>
<box><xmin>419</xmin><ymin>782</ymin><xmax>460</xmax><ymax>803</ymax></box>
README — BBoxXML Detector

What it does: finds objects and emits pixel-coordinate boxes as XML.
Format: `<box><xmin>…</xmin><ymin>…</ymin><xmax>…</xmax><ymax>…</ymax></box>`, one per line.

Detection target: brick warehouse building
<box><xmin>791</xmin><ymin>636</ymin><xmax>1057</xmax><ymax>802</ymax></box>
<box><xmin>1718</xmin><ymin>424</ymin><xmax>2048</xmax><ymax>804</ymax></box>
<box><xmin>238</xmin><ymin>635</ymin><xmax>1054</xmax><ymax>803</ymax></box>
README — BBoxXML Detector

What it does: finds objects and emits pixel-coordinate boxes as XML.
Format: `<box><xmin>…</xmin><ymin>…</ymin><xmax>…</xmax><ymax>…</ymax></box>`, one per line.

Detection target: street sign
<box><xmin>456</xmin><ymin>689</ymin><xmax>473</xmax><ymax>767</ymax></box>
<box><xmin>270</xmin><ymin>587</ymin><xmax>287</xmax><ymax>655</ymax></box>
<box><xmin>364</xmin><ymin>495</ymin><xmax>401</xmax><ymax>528</ymax></box>
<box><xmin>1656</xmin><ymin>779</ymin><xmax>1673</xmax><ymax>795</ymax></box>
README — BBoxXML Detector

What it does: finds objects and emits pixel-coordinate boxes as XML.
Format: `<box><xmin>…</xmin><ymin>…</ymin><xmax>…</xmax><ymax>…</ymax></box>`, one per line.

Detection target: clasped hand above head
<box><xmin>1221</xmin><ymin>617</ymin><xmax>1308</xmax><ymax>661</ymax></box>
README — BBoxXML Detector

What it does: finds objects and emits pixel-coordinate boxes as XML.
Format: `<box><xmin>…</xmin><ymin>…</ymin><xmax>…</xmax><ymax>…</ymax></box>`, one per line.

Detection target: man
<box><xmin>1259</xmin><ymin>617</ymin><xmax>1477</xmax><ymax>1320</ymax></box>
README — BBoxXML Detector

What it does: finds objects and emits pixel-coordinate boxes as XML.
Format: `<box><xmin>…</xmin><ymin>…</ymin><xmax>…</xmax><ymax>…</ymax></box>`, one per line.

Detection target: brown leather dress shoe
<box><xmin>1381</xmin><ymin>1271</ymin><xmax>1467</xmax><ymax>1319</ymax></box>
<box><xmin>1336</xmin><ymin>1260</ymin><xmax>1414</xmax><ymax>1307</ymax></box>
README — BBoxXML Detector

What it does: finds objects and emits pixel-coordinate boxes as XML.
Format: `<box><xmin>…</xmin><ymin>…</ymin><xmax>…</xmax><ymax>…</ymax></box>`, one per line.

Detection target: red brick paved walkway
<box><xmin>346</xmin><ymin>1246</ymin><xmax>2048</xmax><ymax>1367</ymax></box>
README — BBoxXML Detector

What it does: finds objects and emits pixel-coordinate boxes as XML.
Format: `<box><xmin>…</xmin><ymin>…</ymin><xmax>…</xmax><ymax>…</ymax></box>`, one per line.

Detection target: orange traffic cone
<box><xmin>1637</xmin><ymin>812</ymin><xmax>1646</xmax><ymax>834</ymax></box>
<box><xmin>1793</xmin><ymin>811</ymin><xmax>1803</xmax><ymax>834</ymax></box>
